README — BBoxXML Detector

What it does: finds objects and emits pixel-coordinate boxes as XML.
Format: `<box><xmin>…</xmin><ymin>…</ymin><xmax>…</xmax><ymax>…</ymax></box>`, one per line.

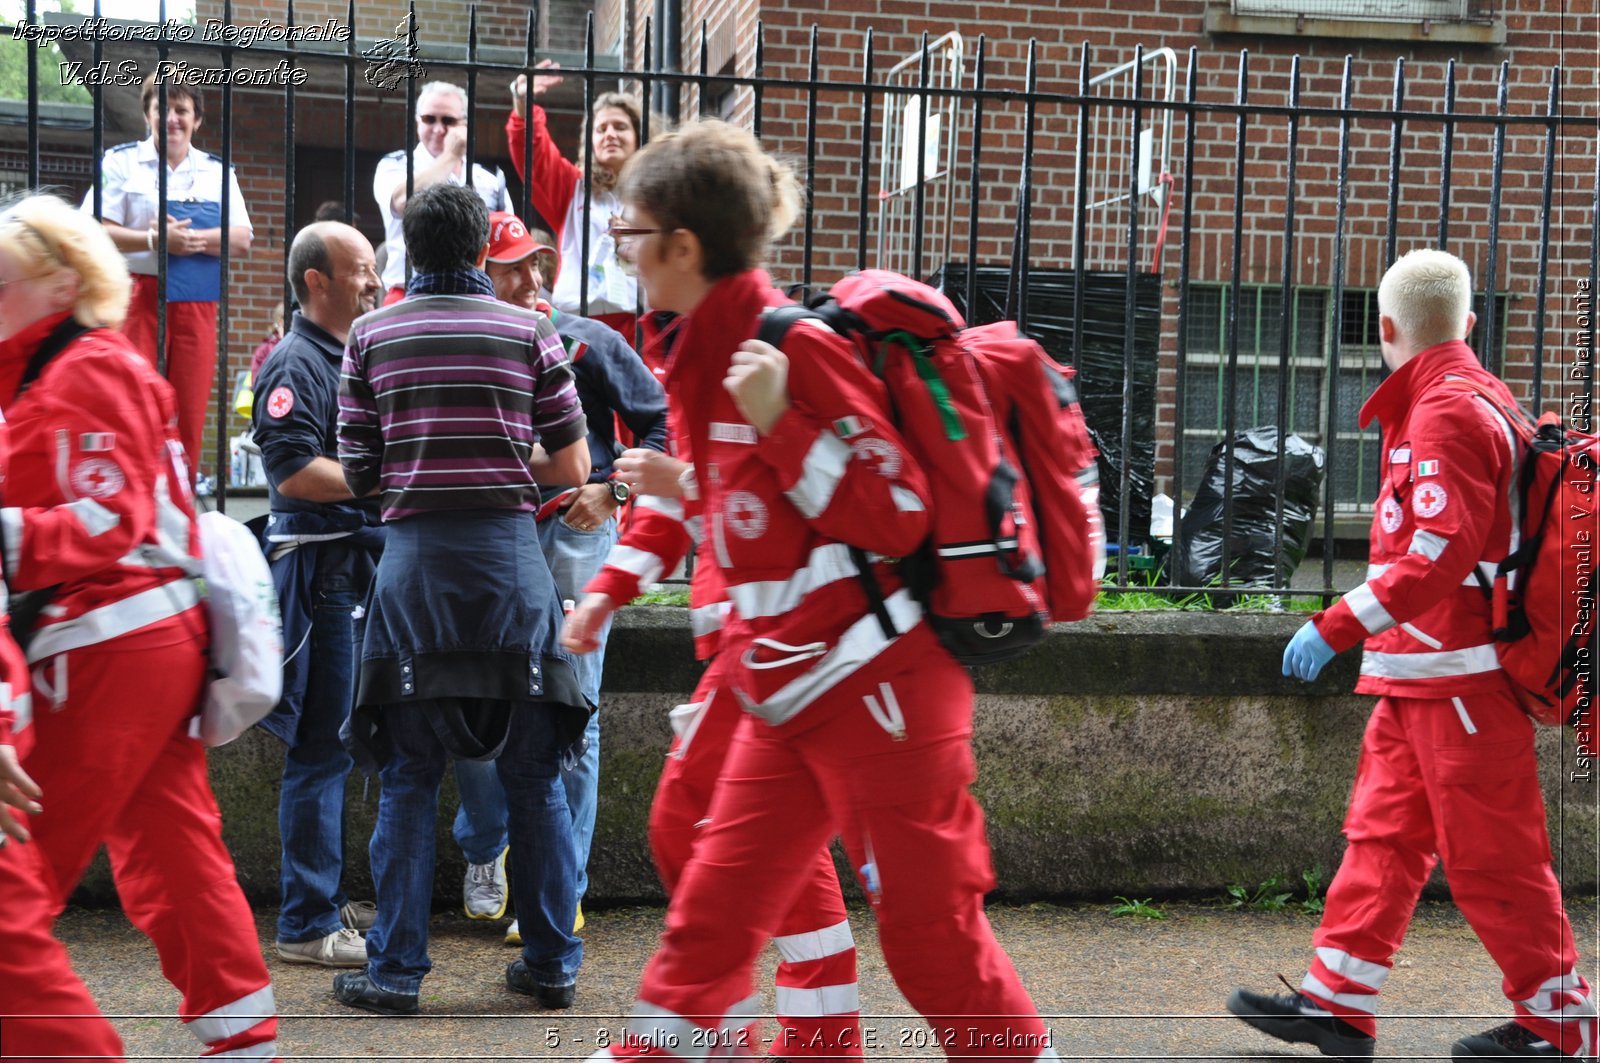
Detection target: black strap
<box><xmin>16</xmin><ymin>317</ymin><xmax>93</xmax><ymax>399</ymax></box>
<box><xmin>756</xmin><ymin>304</ymin><xmax>821</xmax><ymax>349</ymax></box>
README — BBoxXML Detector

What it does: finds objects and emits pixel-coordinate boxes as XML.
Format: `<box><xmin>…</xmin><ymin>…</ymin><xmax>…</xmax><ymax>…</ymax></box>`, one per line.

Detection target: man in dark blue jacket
<box><xmin>252</xmin><ymin>221</ymin><xmax>385</xmax><ymax>968</ymax></box>
<box><xmin>452</xmin><ymin>211</ymin><xmax>667</xmax><ymax>944</ymax></box>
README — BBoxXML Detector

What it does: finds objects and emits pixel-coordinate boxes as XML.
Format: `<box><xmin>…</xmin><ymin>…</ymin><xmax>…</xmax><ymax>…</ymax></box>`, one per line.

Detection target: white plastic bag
<box><xmin>195</xmin><ymin>510</ymin><xmax>283</xmax><ymax>746</ymax></box>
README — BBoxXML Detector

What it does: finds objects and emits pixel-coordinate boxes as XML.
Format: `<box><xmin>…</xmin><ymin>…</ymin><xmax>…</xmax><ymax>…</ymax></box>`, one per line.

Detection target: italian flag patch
<box><xmin>833</xmin><ymin>415</ymin><xmax>872</xmax><ymax>438</ymax></box>
<box><xmin>1416</xmin><ymin>459</ymin><xmax>1440</xmax><ymax>477</ymax></box>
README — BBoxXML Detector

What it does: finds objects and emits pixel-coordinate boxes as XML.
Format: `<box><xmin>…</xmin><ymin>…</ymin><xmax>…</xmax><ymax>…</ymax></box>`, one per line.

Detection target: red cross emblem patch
<box><xmin>266</xmin><ymin>386</ymin><xmax>295</xmax><ymax>419</ymax></box>
<box><xmin>1413</xmin><ymin>481</ymin><xmax>1449</xmax><ymax>519</ymax></box>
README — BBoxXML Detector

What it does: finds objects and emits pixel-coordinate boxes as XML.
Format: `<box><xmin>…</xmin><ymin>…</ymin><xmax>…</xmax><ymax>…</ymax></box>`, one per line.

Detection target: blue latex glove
<box><xmin>1282</xmin><ymin>621</ymin><xmax>1336</xmax><ymax>682</ymax></box>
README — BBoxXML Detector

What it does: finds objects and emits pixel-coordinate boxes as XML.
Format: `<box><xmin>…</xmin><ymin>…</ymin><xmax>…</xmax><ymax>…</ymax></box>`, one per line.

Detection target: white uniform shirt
<box><xmin>82</xmin><ymin>138</ymin><xmax>252</xmax><ymax>277</ymax></box>
<box><xmin>373</xmin><ymin>144</ymin><xmax>507</xmax><ymax>290</ymax></box>
<box><xmin>551</xmin><ymin>178</ymin><xmax>635</xmax><ymax>318</ymax></box>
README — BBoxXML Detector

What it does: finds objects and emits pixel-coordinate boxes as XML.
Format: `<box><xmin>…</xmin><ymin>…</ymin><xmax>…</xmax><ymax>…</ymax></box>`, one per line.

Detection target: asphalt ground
<box><xmin>54</xmin><ymin>897</ymin><xmax>1600</xmax><ymax>1062</ymax></box>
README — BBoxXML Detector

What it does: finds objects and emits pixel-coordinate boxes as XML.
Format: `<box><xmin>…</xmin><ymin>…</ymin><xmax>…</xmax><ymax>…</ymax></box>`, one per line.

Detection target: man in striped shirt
<box><xmin>334</xmin><ymin>183</ymin><xmax>592</xmax><ymax>1016</ymax></box>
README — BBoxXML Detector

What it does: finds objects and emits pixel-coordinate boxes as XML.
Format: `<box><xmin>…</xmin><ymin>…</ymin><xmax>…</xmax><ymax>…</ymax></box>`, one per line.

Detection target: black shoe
<box><xmin>332</xmin><ymin>970</ymin><xmax>420</xmax><ymax>1016</ymax></box>
<box><xmin>506</xmin><ymin>959</ymin><xmax>576</xmax><ymax>1009</ymax></box>
<box><xmin>1452</xmin><ymin>1021</ymin><xmax>1593</xmax><ymax>1060</ymax></box>
<box><xmin>1226</xmin><ymin>984</ymin><xmax>1375</xmax><ymax>1061</ymax></box>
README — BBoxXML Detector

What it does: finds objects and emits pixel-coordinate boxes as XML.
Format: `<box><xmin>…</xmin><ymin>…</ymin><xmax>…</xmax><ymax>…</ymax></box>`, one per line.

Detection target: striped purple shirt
<box><xmin>338</xmin><ymin>292</ymin><xmax>586</xmax><ymax>521</ymax></box>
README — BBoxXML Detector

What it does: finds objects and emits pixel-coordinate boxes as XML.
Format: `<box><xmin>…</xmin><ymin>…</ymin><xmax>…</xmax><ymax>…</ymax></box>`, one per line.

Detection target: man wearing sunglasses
<box><xmin>373</xmin><ymin>81</ymin><xmax>508</xmax><ymax>306</ymax></box>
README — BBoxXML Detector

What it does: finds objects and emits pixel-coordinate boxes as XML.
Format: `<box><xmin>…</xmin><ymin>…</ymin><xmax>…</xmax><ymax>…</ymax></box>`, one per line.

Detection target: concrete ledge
<box><xmin>73</xmin><ymin>607</ymin><xmax>1597</xmax><ymax>907</ymax></box>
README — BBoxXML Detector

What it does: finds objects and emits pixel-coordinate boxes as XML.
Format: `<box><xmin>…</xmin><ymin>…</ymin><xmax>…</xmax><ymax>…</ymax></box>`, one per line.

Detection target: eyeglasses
<box><xmin>418</xmin><ymin>114</ymin><xmax>461</xmax><ymax>127</ymax></box>
<box><xmin>607</xmin><ymin>217</ymin><xmax>661</xmax><ymax>242</ymax></box>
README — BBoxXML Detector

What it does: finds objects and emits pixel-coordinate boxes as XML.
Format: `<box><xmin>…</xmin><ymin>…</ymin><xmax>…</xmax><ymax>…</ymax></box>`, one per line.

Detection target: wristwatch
<box><xmin>609</xmin><ymin>479</ymin><xmax>632</xmax><ymax>505</ymax></box>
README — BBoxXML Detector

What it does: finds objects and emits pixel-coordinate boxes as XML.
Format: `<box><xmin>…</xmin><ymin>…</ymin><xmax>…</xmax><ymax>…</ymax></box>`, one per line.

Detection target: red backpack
<box><xmin>1453</xmin><ymin>381</ymin><xmax>1599</xmax><ymax>726</ymax></box>
<box><xmin>759</xmin><ymin>269</ymin><xmax>1105</xmax><ymax>665</ymax></box>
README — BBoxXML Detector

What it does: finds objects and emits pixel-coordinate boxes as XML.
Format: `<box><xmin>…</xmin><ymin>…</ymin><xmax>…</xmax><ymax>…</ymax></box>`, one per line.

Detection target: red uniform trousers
<box><xmin>1304</xmin><ymin>689</ymin><xmax>1594</xmax><ymax>1056</ymax></box>
<box><xmin>6</xmin><ymin>621</ymin><xmax>279</xmax><ymax>1061</ymax></box>
<box><xmin>0</xmin><ymin>829</ymin><xmax>126</xmax><ymax>1061</ymax></box>
<box><xmin>629</xmin><ymin>652</ymin><xmax>1051</xmax><ymax>1063</ymax></box>
<box><xmin>650</xmin><ymin>653</ymin><xmax>862</xmax><ymax>1061</ymax></box>
<box><xmin>121</xmin><ymin>276</ymin><xmax>218</xmax><ymax>475</ymax></box>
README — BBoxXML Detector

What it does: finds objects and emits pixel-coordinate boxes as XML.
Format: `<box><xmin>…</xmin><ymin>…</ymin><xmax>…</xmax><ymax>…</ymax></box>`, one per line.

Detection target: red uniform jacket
<box><xmin>593</xmin><ymin>270</ymin><xmax>937</xmax><ymax>730</ymax></box>
<box><xmin>1313</xmin><ymin>340</ymin><xmax>1519</xmax><ymax>697</ymax></box>
<box><xmin>0</xmin><ymin>313</ymin><xmax>201</xmax><ymax>664</ymax></box>
<box><xmin>0</xmin><ymin>410</ymin><xmax>32</xmax><ymax>759</ymax></box>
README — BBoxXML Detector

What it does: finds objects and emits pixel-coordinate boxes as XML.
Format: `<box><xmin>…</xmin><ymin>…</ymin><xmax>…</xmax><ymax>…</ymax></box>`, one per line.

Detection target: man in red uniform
<box><xmin>1227</xmin><ymin>249</ymin><xmax>1596</xmax><ymax>1061</ymax></box>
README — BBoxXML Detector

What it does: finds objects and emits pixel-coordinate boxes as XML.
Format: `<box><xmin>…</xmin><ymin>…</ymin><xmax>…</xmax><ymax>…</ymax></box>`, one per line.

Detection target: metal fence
<box><xmin>5</xmin><ymin>1</ymin><xmax>1598</xmax><ymax>603</ymax></box>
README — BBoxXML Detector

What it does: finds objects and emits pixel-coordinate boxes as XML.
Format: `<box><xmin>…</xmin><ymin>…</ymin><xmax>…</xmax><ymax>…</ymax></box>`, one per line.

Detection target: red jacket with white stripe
<box><xmin>590</xmin><ymin>270</ymin><xmax>939</xmax><ymax>730</ymax></box>
<box><xmin>1313</xmin><ymin>340</ymin><xmax>1518</xmax><ymax>697</ymax></box>
<box><xmin>0</xmin><ymin>412</ymin><xmax>33</xmax><ymax>759</ymax></box>
<box><xmin>0</xmin><ymin>313</ymin><xmax>202</xmax><ymax>664</ymax></box>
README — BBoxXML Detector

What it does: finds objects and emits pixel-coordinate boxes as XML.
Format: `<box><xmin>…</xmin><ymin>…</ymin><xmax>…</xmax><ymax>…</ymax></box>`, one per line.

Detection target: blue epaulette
<box><xmin>108</xmin><ymin>141</ymin><xmax>141</xmax><ymax>154</ymax></box>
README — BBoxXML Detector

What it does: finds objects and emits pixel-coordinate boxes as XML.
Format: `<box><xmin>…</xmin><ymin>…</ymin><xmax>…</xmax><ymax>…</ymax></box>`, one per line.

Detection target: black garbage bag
<box><xmin>1172</xmin><ymin>426</ymin><xmax>1325</xmax><ymax>590</ymax></box>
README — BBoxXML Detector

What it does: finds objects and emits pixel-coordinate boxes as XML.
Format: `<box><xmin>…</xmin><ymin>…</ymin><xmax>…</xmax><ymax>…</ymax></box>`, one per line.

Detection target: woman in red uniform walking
<box><xmin>562</xmin><ymin>121</ymin><xmax>1057</xmax><ymax>1063</ymax></box>
<box><xmin>0</xmin><ymin>194</ymin><xmax>278</xmax><ymax>1061</ymax></box>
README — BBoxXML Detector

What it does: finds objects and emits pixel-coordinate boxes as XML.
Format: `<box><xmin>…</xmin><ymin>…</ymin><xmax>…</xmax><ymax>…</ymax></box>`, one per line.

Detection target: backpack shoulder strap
<box><xmin>756</xmin><ymin>304</ymin><xmax>823</xmax><ymax>350</ymax></box>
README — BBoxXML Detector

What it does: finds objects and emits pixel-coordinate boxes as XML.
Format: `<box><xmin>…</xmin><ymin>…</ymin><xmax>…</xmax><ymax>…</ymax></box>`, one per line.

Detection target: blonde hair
<box><xmin>1378</xmin><ymin>249</ymin><xmax>1474</xmax><ymax>350</ymax></box>
<box><xmin>617</xmin><ymin>119</ymin><xmax>803</xmax><ymax>280</ymax></box>
<box><xmin>0</xmin><ymin>194</ymin><xmax>131</xmax><ymax>329</ymax></box>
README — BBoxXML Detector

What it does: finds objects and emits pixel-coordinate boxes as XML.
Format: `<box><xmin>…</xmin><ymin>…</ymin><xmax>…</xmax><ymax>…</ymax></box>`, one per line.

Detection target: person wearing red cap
<box><xmin>451</xmin><ymin>211</ymin><xmax>667</xmax><ymax>943</ymax></box>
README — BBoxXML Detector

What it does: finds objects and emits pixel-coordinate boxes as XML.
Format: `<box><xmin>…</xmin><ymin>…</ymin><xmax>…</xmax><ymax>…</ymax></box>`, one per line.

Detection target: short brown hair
<box><xmin>140</xmin><ymin>72</ymin><xmax>204</xmax><ymax>123</ymax></box>
<box><xmin>616</xmin><ymin>120</ymin><xmax>802</xmax><ymax>280</ymax></box>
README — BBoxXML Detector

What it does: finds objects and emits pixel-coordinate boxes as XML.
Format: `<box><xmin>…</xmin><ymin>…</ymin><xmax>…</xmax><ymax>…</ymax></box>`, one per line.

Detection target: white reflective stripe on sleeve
<box><xmin>1313</xmin><ymin>947</ymin><xmax>1391</xmax><ymax>991</ymax></box>
<box><xmin>3</xmin><ymin>685</ymin><xmax>31</xmax><ymax>734</ymax></box>
<box><xmin>628</xmin><ymin>994</ymin><xmax>763</xmax><ymax>1062</ymax></box>
<box><xmin>63</xmin><ymin>497</ymin><xmax>120</xmax><ymax>537</ymax></box>
<box><xmin>635</xmin><ymin>493</ymin><xmax>685</xmax><ymax>522</ymax></box>
<box><xmin>736</xmin><ymin>588</ymin><xmax>923</xmax><ymax>727</ymax></box>
<box><xmin>1452</xmin><ymin>696</ymin><xmax>1478</xmax><ymax>735</ymax></box>
<box><xmin>773</xmin><ymin>919</ymin><xmax>855</xmax><ymax>964</ymax></box>
<box><xmin>605</xmin><ymin>545</ymin><xmax>665</xmax><ymax>589</ymax></box>
<box><xmin>784</xmin><ymin>432</ymin><xmax>852</xmax><ymax>519</ymax></box>
<box><xmin>1360</xmin><ymin>643</ymin><xmax>1500</xmax><ymax>679</ymax></box>
<box><xmin>1408</xmin><ymin>529</ymin><xmax>1449</xmax><ymax>561</ymax></box>
<box><xmin>1300</xmin><ymin>972</ymin><xmax>1379</xmax><ymax>1015</ymax></box>
<box><xmin>889</xmin><ymin>485</ymin><xmax>925</xmax><ymax>512</ymax></box>
<box><xmin>690</xmin><ymin>601</ymin><xmax>729</xmax><ymax>639</ymax></box>
<box><xmin>1367</xmin><ymin>560</ymin><xmax>1498</xmax><ymax>588</ymax></box>
<box><xmin>185</xmin><ymin>985</ymin><xmax>277</xmax><ymax>1045</ymax></box>
<box><xmin>775</xmin><ymin>983</ymin><xmax>861</xmax><ymax>1018</ymax></box>
<box><xmin>727</xmin><ymin>542</ymin><xmax>861</xmax><ymax>620</ymax></box>
<box><xmin>202</xmin><ymin>1041</ymin><xmax>278</xmax><ymax>1060</ymax></box>
<box><xmin>1</xmin><ymin>507</ymin><xmax>23</xmax><ymax>574</ymax></box>
<box><xmin>1342</xmin><ymin>582</ymin><xmax>1396</xmax><ymax>636</ymax></box>
<box><xmin>25</xmin><ymin>578</ymin><xmax>201</xmax><ymax>662</ymax></box>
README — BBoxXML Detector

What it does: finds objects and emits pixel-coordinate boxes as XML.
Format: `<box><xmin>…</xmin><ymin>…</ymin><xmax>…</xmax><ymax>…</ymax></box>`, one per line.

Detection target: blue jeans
<box><xmin>276</xmin><ymin>566</ymin><xmax>359</xmax><ymax>944</ymax></box>
<box><xmin>453</xmin><ymin>511</ymin><xmax>617</xmax><ymax>898</ymax></box>
<box><xmin>367</xmin><ymin>703</ymin><xmax>581</xmax><ymax>994</ymax></box>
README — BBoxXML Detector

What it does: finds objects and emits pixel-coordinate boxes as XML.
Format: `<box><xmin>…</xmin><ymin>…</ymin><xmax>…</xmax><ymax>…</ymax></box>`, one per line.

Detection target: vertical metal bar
<box><xmin>698</xmin><ymin>18</ymin><xmax>709</xmax><ymax>117</ymax></box>
<box><xmin>1530</xmin><ymin>66</ymin><xmax>1560</xmax><ymax>407</ymax></box>
<box><xmin>156</xmin><ymin>0</ymin><xmax>169</xmax><ymax>379</ymax></box>
<box><xmin>1383</xmin><ymin>58</ymin><xmax>1404</xmax><ymax>268</ymax></box>
<box><xmin>751</xmin><ymin>19</ymin><xmax>763</xmax><ymax>139</ymax></box>
<box><xmin>911</xmin><ymin>32</ymin><xmax>931</xmax><ymax>281</ymax></box>
<box><xmin>344</xmin><ymin>0</ymin><xmax>356</xmax><ymax>224</ymax></box>
<box><xmin>1070</xmin><ymin>41</ymin><xmax>1091</xmax><ymax>371</ymax></box>
<box><xmin>91</xmin><ymin>0</ymin><xmax>103</xmax><ymax>219</ymax></box>
<box><xmin>1114</xmin><ymin>45</ymin><xmax>1145</xmax><ymax>580</ymax></box>
<box><xmin>25</xmin><ymin>0</ymin><xmax>38</xmax><ymax>187</ymax></box>
<box><xmin>578</xmin><ymin>11</ymin><xmax>595</xmax><ymax>316</ymax></box>
<box><xmin>1270</xmin><ymin>56</ymin><xmax>1303</xmax><ymax>594</ymax></box>
<box><xmin>801</xmin><ymin>25</ymin><xmax>820</xmax><ymax>291</ymax></box>
<box><xmin>963</xmin><ymin>35</ymin><xmax>986</xmax><ymax>319</ymax></box>
<box><xmin>857</xmin><ymin>28</ymin><xmax>876</xmax><ymax>274</ymax></box>
<box><xmin>1008</xmin><ymin>40</ymin><xmax>1039</xmax><ymax>331</ymax></box>
<box><xmin>284</xmin><ymin>0</ymin><xmax>298</xmax><ymax>312</ymax></box>
<box><xmin>636</xmin><ymin>19</ymin><xmax>653</xmax><ymax>351</ymax></box>
<box><xmin>1481</xmin><ymin>60</ymin><xmax>1508</xmax><ymax>373</ymax></box>
<box><xmin>215</xmin><ymin>0</ymin><xmax>235</xmax><ymax>512</ymax></box>
<box><xmin>1437</xmin><ymin>58</ymin><xmax>1457</xmax><ymax>251</ymax></box>
<box><xmin>1322</xmin><ymin>58</ymin><xmax>1356</xmax><ymax>598</ymax></box>
<box><xmin>403</xmin><ymin>0</ymin><xmax>416</xmax><ymax>289</ymax></box>
<box><xmin>1218</xmin><ymin>50</ymin><xmax>1249</xmax><ymax>593</ymax></box>
<box><xmin>466</xmin><ymin>7</ymin><xmax>479</xmax><ymax>177</ymax></box>
<box><xmin>1168</xmin><ymin>47</ymin><xmax>1199</xmax><ymax>589</ymax></box>
<box><xmin>522</xmin><ymin>8</ymin><xmax>538</xmax><ymax>223</ymax></box>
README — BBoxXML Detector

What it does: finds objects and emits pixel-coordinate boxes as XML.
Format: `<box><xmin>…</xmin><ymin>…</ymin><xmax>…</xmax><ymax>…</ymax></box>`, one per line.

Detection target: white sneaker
<box><xmin>276</xmin><ymin>927</ymin><xmax>367</xmax><ymax>968</ymax></box>
<box><xmin>464</xmin><ymin>847</ymin><xmax>509</xmax><ymax>920</ymax></box>
<box><xmin>505</xmin><ymin>919</ymin><xmax>521</xmax><ymax>946</ymax></box>
<box><xmin>340</xmin><ymin>900</ymin><xmax>377</xmax><ymax>932</ymax></box>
